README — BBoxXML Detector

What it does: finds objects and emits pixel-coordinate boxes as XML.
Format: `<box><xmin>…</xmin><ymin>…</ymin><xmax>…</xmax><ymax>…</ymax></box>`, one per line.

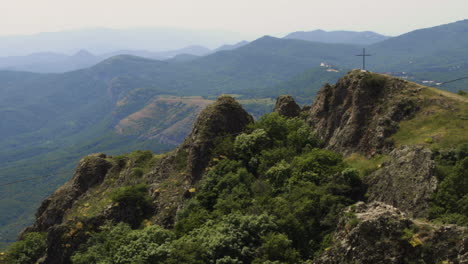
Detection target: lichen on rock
<box><xmin>365</xmin><ymin>145</ymin><xmax>438</xmax><ymax>218</ymax></box>
<box><xmin>315</xmin><ymin>202</ymin><xmax>467</xmax><ymax>264</ymax></box>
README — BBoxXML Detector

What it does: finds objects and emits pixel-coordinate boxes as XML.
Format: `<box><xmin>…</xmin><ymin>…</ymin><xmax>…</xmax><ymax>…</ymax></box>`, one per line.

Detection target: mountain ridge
<box><xmin>4</xmin><ymin>71</ymin><xmax>466</xmax><ymax>263</ymax></box>
<box><xmin>284</xmin><ymin>29</ymin><xmax>390</xmax><ymax>45</ymax></box>
<box><xmin>1</xmin><ymin>19</ymin><xmax>468</xmax><ymax>250</ymax></box>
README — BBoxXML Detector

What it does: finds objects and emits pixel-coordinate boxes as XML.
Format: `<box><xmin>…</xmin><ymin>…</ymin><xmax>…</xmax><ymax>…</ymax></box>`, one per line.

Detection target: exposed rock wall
<box><xmin>365</xmin><ymin>145</ymin><xmax>438</xmax><ymax>218</ymax></box>
<box><xmin>308</xmin><ymin>70</ymin><xmax>420</xmax><ymax>156</ymax></box>
<box><xmin>315</xmin><ymin>202</ymin><xmax>467</xmax><ymax>264</ymax></box>
<box><xmin>24</xmin><ymin>153</ymin><xmax>112</xmax><ymax>233</ymax></box>
<box><xmin>176</xmin><ymin>95</ymin><xmax>253</xmax><ymax>181</ymax></box>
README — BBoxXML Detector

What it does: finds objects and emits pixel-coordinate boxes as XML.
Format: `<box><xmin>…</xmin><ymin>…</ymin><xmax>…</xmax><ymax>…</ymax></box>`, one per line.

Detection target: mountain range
<box><xmin>1</xmin><ymin>19</ymin><xmax>468</xmax><ymax>249</ymax></box>
<box><xmin>0</xmin><ymin>43</ymin><xmax>246</xmax><ymax>73</ymax></box>
<box><xmin>0</xmin><ymin>28</ymin><xmax>248</xmax><ymax>56</ymax></box>
<box><xmin>284</xmin><ymin>29</ymin><xmax>390</xmax><ymax>45</ymax></box>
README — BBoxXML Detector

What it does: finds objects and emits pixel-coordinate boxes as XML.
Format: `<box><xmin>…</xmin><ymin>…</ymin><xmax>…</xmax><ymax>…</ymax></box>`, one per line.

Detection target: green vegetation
<box><xmin>66</xmin><ymin>113</ymin><xmax>365</xmax><ymax>263</ymax></box>
<box><xmin>2</xmin><ymin>232</ymin><xmax>46</xmax><ymax>264</ymax></box>
<box><xmin>63</xmin><ymin>151</ymin><xmax>161</xmax><ymax>222</ymax></box>
<box><xmin>109</xmin><ymin>183</ymin><xmax>153</xmax><ymax>224</ymax></box>
<box><xmin>345</xmin><ymin>153</ymin><xmax>388</xmax><ymax>177</ymax></box>
<box><xmin>2</xmin><ymin>19</ymin><xmax>468</xmax><ymax>249</ymax></box>
<box><xmin>429</xmin><ymin>144</ymin><xmax>468</xmax><ymax>226</ymax></box>
<box><xmin>392</xmin><ymin>87</ymin><xmax>468</xmax><ymax>149</ymax></box>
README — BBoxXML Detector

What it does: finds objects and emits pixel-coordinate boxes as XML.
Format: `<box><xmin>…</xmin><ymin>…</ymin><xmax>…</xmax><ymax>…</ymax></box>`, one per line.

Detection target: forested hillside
<box><xmin>1</xmin><ymin>19</ymin><xmax>468</xmax><ymax>250</ymax></box>
<box><xmin>3</xmin><ymin>71</ymin><xmax>466</xmax><ymax>263</ymax></box>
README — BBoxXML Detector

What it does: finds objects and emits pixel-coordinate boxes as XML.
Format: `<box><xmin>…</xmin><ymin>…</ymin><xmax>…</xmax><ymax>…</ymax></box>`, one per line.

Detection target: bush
<box><xmin>110</xmin><ymin>184</ymin><xmax>152</xmax><ymax>219</ymax></box>
<box><xmin>5</xmin><ymin>232</ymin><xmax>46</xmax><ymax>264</ymax></box>
<box><xmin>70</xmin><ymin>110</ymin><xmax>365</xmax><ymax>263</ymax></box>
<box><xmin>430</xmin><ymin>146</ymin><xmax>468</xmax><ymax>225</ymax></box>
<box><xmin>72</xmin><ymin>223</ymin><xmax>175</xmax><ymax>264</ymax></box>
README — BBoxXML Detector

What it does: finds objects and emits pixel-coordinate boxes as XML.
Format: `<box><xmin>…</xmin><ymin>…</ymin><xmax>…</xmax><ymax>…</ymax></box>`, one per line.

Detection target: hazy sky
<box><xmin>2</xmin><ymin>0</ymin><xmax>467</xmax><ymax>38</ymax></box>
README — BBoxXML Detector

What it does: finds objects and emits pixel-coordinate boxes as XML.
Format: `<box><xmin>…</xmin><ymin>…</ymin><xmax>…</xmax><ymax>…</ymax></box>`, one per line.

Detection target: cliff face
<box><xmin>307</xmin><ymin>70</ymin><xmax>468</xmax><ymax>263</ymax></box>
<box><xmin>307</xmin><ymin>69</ymin><xmax>420</xmax><ymax>156</ymax></box>
<box><xmin>365</xmin><ymin>145</ymin><xmax>438</xmax><ymax>218</ymax></box>
<box><xmin>24</xmin><ymin>153</ymin><xmax>112</xmax><ymax>233</ymax></box>
<box><xmin>176</xmin><ymin>95</ymin><xmax>254</xmax><ymax>181</ymax></box>
<box><xmin>315</xmin><ymin>202</ymin><xmax>467</xmax><ymax>264</ymax></box>
<box><xmin>21</xmin><ymin>96</ymin><xmax>253</xmax><ymax>264</ymax></box>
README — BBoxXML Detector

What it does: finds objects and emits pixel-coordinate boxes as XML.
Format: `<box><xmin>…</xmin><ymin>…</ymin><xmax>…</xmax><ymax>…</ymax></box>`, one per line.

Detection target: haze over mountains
<box><xmin>284</xmin><ymin>29</ymin><xmax>390</xmax><ymax>45</ymax></box>
<box><xmin>0</xmin><ymin>28</ymin><xmax>388</xmax><ymax>73</ymax></box>
<box><xmin>0</xmin><ymin>43</ymin><xmax>246</xmax><ymax>73</ymax></box>
<box><xmin>0</xmin><ymin>28</ymin><xmax>247</xmax><ymax>56</ymax></box>
<box><xmin>1</xmin><ymin>19</ymin><xmax>468</xmax><ymax>249</ymax></box>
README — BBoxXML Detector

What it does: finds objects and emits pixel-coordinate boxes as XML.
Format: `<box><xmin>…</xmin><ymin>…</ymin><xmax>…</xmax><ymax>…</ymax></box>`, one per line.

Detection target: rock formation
<box><xmin>308</xmin><ymin>69</ymin><xmax>420</xmax><ymax>156</ymax></box>
<box><xmin>315</xmin><ymin>202</ymin><xmax>467</xmax><ymax>264</ymax></box>
<box><xmin>273</xmin><ymin>95</ymin><xmax>301</xmax><ymax>118</ymax></box>
<box><xmin>176</xmin><ymin>95</ymin><xmax>253</xmax><ymax>181</ymax></box>
<box><xmin>19</xmin><ymin>96</ymin><xmax>253</xmax><ymax>263</ymax></box>
<box><xmin>365</xmin><ymin>145</ymin><xmax>438</xmax><ymax>217</ymax></box>
<box><xmin>24</xmin><ymin>153</ymin><xmax>112</xmax><ymax>233</ymax></box>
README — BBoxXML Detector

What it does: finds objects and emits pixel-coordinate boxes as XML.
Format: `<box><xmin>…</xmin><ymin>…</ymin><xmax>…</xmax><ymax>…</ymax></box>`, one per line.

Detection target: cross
<box><xmin>356</xmin><ymin>48</ymin><xmax>372</xmax><ymax>70</ymax></box>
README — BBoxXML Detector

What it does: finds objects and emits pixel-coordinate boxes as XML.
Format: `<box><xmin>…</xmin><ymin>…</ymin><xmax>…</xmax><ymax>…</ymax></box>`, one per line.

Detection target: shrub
<box><xmin>430</xmin><ymin>154</ymin><xmax>468</xmax><ymax>226</ymax></box>
<box><xmin>5</xmin><ymin>232</ymin><xmax>46</xmax><ymax>264</ymax></box>
<box><xmin>110</xmin><ymin>183</ymin><xmax>152</xmax><ymax>219</ymax></box>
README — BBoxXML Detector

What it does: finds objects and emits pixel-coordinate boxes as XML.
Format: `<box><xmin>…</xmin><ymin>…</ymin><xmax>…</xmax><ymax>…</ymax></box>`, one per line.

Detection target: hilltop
<box><xmin>2</xmin><ymin>19</ymin><xmax>468</xmax><ymax>249</ymax></box>
<box><xmin>3</xmin><ymin>71</ymin><xmax>466</xmax><ymax>263</ymax></box>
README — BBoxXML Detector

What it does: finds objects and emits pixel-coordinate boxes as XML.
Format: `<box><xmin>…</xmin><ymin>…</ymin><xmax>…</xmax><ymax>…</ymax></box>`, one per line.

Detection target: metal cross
<box><xmin>356</xmin><ymin>48</ymin><xmax>372</xmax><ymax>70</ymax></box>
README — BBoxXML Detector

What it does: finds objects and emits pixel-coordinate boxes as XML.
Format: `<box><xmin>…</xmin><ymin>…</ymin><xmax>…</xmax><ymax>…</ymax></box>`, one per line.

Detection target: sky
<box><xmin>1</xmin><ymin>0</ymin><xmax>467</xmax><ymax>38</ymax></box>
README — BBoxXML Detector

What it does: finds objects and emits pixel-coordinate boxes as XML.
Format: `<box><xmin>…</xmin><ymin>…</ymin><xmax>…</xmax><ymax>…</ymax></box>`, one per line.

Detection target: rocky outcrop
<box><xmin>315</xmin><ymin>202</ymin><xmax>467</xmax><ymax>264</ymax></box>
<box><xmin>24</xmin><ymin>153</ymin><xmax>112</xmax><ymax>233</ymax></box>
<box><xmin>365</xmin><ymin>145</ymin><xmax>438</xmax><ymax>217</ymax></box>
<box><xmin>135</xmin><ymin>96</ymin><xmax>253</xmax><ymax>227</ymax></box>
<box><xmin>274</xmin><ymin>95</ymin><xmax>301</xmax><ymax>117</ymax></box>
<box><xmin>308</xmin><ymin>70</ymin><xmax>420</xmax><ymax>156</ymax></box>
<box><xmin>21</xmin><ymin>96</ymin><xmax>253</xmax><ymax>263</ymax></box>
<box><xmin>174</xmin><ymin>95</ymin><xmax>253</xmax><ymax>181</ymax></box>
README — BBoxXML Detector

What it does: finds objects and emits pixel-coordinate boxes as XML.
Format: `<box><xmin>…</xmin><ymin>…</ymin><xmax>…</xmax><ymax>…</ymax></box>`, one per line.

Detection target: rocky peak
<box><xmin>273</xmin><ymin>95</ymin><xmax>301</xmax><ymax>117</ymax></box>
<box><xmin>307</xmin><ymin>69</ymin><xmax>420</xmax><ymax>156</ymax></box>
<box><xmin>176</xmin><ymin>95</ymin><xmax>253</xmax><ymax>181</ymax></box>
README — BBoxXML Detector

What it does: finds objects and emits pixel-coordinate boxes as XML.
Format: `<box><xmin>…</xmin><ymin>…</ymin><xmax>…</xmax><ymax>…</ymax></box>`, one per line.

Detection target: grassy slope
<box><xmin>346</xmin><ymin>77</ymin><xmax>468</xmax><ymax>175</ymax></box>
<box><xmin>392</xmin><ymin>86</ymin><xmax>468</xmax><ymax>149</ymax></box>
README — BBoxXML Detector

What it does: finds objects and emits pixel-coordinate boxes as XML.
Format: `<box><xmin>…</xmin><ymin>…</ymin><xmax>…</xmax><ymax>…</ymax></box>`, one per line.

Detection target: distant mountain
<box><xmin>167</xmin><ymin>53</ymin><xmax>201</xmax><ymax>63</ymax></box>
<box><xmin>155</xmin><ymin>45</ymin><xmax>212</xmax><ymax>58</ymax></box>
<box><xmin>284</xmin><ymin>29</ymin><xmax>390</xmax><ymax>45</ymax></box>
<box><xmin>103</xmin><ymin>45</ymin><xmax>212</xmax><ymax>60</ymax></box>
<box><xmin>369</xmin><ymin>19</ymin><xmax>468</xmax><ymax>72</ymax></box>
<box><xmin>0</xmin><ymin>27</ymin><xmax>247</xmax><ymax>56</ymax></box>
<box><xmin>213</xmin><ymin>40</ymin><xmax>249</xmax><ymax>52</ymax></box>
<box><xmin>0</xmin><ymin>50</ymin><xmax>100</xmax><ymax>73</ymax></box>
<box><xmin>0</xmin><ymin>45</ymin><xmax>212</xmax><ymax>73</ymax></box>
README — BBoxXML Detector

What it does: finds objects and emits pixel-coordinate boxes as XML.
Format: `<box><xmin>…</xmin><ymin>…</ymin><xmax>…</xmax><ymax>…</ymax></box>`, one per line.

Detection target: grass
<box><xmin>345</xmin><ymin>153</ymin><xmax>388</xmax><ymax>176</ymax></box>
<box><xmin>64</xmin><ymin>152</ymin><xmax>164</xmax><ymax>221</ymax></box>
<box><xmin>64</xmin><ymin>187</ymin><xmax>114</xmax><ymax>221</ymax></box>
<box><xmin>391</xmin><ymin>87</ymin><xmax>468</xmax><ymax>150</ymax></box>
